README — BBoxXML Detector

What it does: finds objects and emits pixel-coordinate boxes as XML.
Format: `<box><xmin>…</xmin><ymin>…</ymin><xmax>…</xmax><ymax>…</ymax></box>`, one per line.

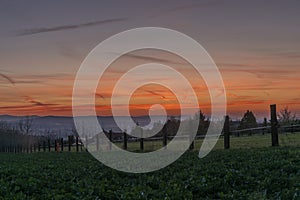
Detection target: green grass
<box><xmin>0</xmin><ymin>133</ymin><xmax>300</xmax><ymax>199</ymax></box>
<box><xmin>203</xmin><ymin>132</ymin><xmax>300</xmax><ymax>150</ymax></box>
<box><xmin>110</xmin><ymin>132</ymin><xmax>300</xmax><ymax>152</ymax></box>
<box><xmin>0</xmin><ymin>147</ymin><xmax>300</xmax><ymax>199</ymax></box>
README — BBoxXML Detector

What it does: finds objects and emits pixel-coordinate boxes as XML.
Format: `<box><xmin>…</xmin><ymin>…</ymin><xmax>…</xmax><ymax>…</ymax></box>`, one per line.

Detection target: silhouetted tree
<box><xmin>263</xmin><ymin>117</ymin><xmax>268</xmax><ymax>126</ymax></box>
<box><xmin>164</xmin><ymin>117</ymin><xmax>180</xmax><ymax>136</ymax></box>
<box><xmin>18</xmin><ymin>116</ymin><xmax>33</xmax><ymax>135</ymax></box>
<box><xmin>278</xmin><ymin>106</ymin><xmax>296</xmax><ymax>125</ymax></box>
<box><xmin>0</xmin><ymin>120</ymin><xmax>40</xmax><ymax>151</ymax></box>
<box><xmin>194</xmin><ymin>110</ymin><xmax>209</xmax><ymax>135</ymax></box>
<box><xmin>0</xmin><ymin>121</ymin><xmax>17</xmax><ymax>134</ymax></box>
<box><xmin>239</xmin><ymin>110</ymin><xmax>258</xmax><ymax>130</ymax></box>
<box><xmin>262</xmin><ymin>117</ymin><xmax>268</xmax><ymax>135</ymax></box>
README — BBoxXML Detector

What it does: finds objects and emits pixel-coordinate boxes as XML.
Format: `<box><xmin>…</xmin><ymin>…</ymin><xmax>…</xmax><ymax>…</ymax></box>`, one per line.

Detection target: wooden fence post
<box><xmin>48</xmin><ymin>139</ymin><xmax>51</xmax><ymax>152</ymax></box>
<box><xmin>187</xmin><ymin>120</ymin><xmax>194</xmax><ymax>150</ymax></box>
<box><xmin>68</xmin><ymin>136</ymin><xmax>71</xmax><ymax>152</ymax></box>
<box><xmin>189</xmin><ymin>117</ymin><xmax>194</xmax><ymax>151</ymax></box>
<box><xmin>163</xmin><ymin>125</ymin><xmax>167</xmax><ymax>149</ymax></box>
<box><xmin>85</xmin><ymin>135</ymin><xmax>88</xmax><ymax>152</ymax></box>
<box><xmin>123</xmin><ymin>131</ymin><xmax>127</xmax><ymax>150</ymax></box>
<box><xmin>140</xmin><ymin>128</ymin><xmax>144</xmax><ymax>151</ymax></box>
<box><xmin>61</xmin><ymin>138</ymin><xmax>64</xmax><ymax>152</ymax></box>
<box><xmin>43</xmin><ymin>141</ymin><xmax>46</xmax><ymax>152</ymax></box>
<box><xmin>270</xmin><ymin>104</ymin><xmax>279</xmax><ymax>146</ymax></box>
<box><xmin>224</xmin><ymin>115</ymin><xmax>230</xmax><ymax>149</ymax></box>
<box><xmin>189</xmin><ymin>135</ymin><xmax>195</xmax><ymax>150</ymax></box>
<box><xmin>76</xmin><ymin>136</ymin><xmax>79</xmax><ymax>152</ymax></box>
<box><xmin>54</xmin><ymin>140</ymin><xmax>57</xmax><ymax>152</ymax></box>
<box><xmin>109</xmin><ymin>130</ymin><xmax>112</xmax><ymax>150</ymax></box>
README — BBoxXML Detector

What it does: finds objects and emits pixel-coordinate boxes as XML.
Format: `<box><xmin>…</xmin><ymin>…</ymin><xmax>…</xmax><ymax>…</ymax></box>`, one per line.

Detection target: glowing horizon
<box><xmin>0</xmin><ymin>1</ymin><xmax>299</xmax><ymax>120</ymax></box>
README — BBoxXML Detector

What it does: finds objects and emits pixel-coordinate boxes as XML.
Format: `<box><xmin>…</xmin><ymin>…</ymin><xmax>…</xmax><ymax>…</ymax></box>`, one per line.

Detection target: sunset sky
<box><xmin>0</xmin><ymin>0</ymin><xmax>299</xmax><ymax>120</ymax></box>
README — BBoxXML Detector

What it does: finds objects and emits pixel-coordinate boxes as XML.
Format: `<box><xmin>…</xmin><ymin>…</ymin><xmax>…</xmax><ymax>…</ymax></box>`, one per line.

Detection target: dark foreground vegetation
<box><xmin>0</xmin><ymin>146</ymin><xmax>299</xmax><ymax>199</ymax></box>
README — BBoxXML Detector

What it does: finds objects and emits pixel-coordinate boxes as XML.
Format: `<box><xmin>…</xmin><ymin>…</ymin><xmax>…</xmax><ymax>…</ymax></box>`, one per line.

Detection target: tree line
<box><xmin>0</xmin><ymin>107</ymin><xmax>298</xmax><ymax>143</ymax></box>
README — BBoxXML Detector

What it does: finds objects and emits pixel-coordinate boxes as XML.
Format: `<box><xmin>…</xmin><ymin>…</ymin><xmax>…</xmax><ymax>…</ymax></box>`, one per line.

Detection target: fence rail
<box><xmin>0</xmin><ymin>104</ymin><xmax>299</xmax><ymax>153</ymax></box>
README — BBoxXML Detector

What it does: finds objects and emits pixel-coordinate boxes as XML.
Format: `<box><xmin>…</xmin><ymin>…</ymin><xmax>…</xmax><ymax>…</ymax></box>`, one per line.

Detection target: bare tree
<box><xmin>278</xmin><ymin>106</ymin><xmax>296</xmax><ymax>125</ymax></box>
<box><xmin>0</xmin><ymin>121</ymin><xmax>10</xmax><ymax>132</ymax></box>
<box><xmin>18</xmin><ymin>116</ymin><xmax>33</xmax><ymax>135</ymax></box>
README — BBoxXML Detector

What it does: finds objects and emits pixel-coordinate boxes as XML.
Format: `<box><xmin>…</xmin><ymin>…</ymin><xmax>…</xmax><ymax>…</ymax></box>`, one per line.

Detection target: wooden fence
<box><xmin>0</xmin><ymin>136</ymin><xmax>84</xmax><ymax>153</ymax></box>
<box><xmin>0</xmin><ymin>104</ymin><xmax>299</xmax><ymax>153</ymax></box>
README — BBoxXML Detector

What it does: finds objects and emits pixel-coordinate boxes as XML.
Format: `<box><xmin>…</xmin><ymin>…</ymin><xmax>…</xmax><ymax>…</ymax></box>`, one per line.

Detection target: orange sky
<box><xmin>0</xmin><ymin>49</ymin><xmax>299</xmax><ymax>120</ymax></box>
<box><xmin>0</xmin><ymin>1</ymin><xmax>300</xmax><ymax>120</ymax></box>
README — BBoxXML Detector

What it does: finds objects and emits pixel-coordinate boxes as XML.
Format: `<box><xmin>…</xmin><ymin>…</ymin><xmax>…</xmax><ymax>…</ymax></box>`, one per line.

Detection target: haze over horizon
<box><xmin>0</xmin><ymin>0</ymin><xmax>299</xmax><ymax>120</ymax></box>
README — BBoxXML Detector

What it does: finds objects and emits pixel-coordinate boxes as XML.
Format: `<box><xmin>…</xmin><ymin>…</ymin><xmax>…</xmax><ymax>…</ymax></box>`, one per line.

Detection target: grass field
<box><xmin>0</xmin><ymin>134</ymin><xmax>300</xmax><ymax>199</ymax></box>
<box><xmin>111</xmin><ymin>132</ymin><xmax>300</xmax><ymax>152</ymax></box>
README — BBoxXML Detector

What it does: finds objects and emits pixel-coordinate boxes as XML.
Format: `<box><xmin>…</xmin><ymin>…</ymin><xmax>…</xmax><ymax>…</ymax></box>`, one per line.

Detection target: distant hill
<box><xmin>0</xmin><ymin>115</ymin><xmax>172</xmax><ymax>136</ymax></box>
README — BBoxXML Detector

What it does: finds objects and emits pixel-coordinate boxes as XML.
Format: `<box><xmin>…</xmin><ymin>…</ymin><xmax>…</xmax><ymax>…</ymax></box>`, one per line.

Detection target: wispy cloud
<box><xmin>144</xmin><ymin>90</ymin><xmax>166</xmax><ymax>99</ymax></box>
<box><xmin>0</xmin><ymin>73</ymin><xmax>15</xmax><ymax>85</ymax></box>
<box><xmin>22</xmin><ymin>73</ymin><xmax>72</xmax><ymax>80</ymax></box>
<box><xmin>95</xmin><ymin>92</ymin><xmax>113</xmax><ymax>100</ymax></box>
<box><xmin>218</xmin><ymin>62</ymin><xmax>298</xmax><ymax>70</ymax></box>
<box><xmin>218</xmin><ymin>63</ymin><xmax>296</xmax><ymax>78</ymax></box>
<box><xmin>95</xmin><ymin>93</ymin><xmax>106</xmax><ymax>100</ymax></box>
<box><xmin>114</xmin><ymin>52</ymin><xmax>184</xmax><ymax>65</ymax></box>
<box><xmin>16</xmin><ymin>18</ymin><xmax>127</xmax><ymax>36</ymax></box>
<box><xmin>0</xmin><ymin>95</ymin><xmax>58</xmax><ymax>110</ymax></box>
<box><xmin>227</xmin><ymin>100</ymin><xmax>268</xmax><ymax>106</ymax></box>
<box><xmin>0</xmin><ymin>104</ymin><xmax>37</xmax><ymax>110</ymax></box>
<box><xmin>0</xmin><ymin>72</ymin><xmax>70</xmax><ymax>85</ymax></box>
<box><xmin>24</xmin><ymin>95</ymin><xmax>57</xmax><ymax>107</ymax></box>
<box><xmin>0</xmin><ymin>102</ymin><xmax>63</xmax><ymax>111</ymax></box>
